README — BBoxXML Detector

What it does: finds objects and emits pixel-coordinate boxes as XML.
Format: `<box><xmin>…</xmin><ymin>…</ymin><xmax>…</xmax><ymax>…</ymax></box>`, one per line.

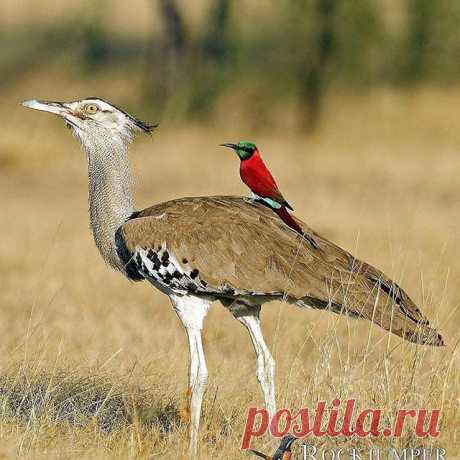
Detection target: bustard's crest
<box><xmin>22</xmin><ymin>97</ymin><xmax>157</xmax><ymax>142</ymax></box>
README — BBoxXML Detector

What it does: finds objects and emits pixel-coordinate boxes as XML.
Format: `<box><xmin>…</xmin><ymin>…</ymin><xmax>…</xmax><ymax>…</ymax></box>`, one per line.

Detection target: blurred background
<box><xmin>0</xmin><ymin>1</ymin><xmax>459</xmax><ymax>458</ymax></box>
<box><xmin>2</xmin><ymin>0</ymin><xmax>460</xmax><ymax>130</ymax></box>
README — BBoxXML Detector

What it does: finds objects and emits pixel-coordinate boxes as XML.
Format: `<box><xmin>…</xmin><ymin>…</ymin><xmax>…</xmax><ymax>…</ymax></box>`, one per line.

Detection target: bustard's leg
<box><xmin>170</xmin><ymin>294</ymin><xmax>211</xmax><ymax>456</ymax></box>
<box><xmin>232</xmin><ymin>304</ymin><xmax>276</xmax><ymax>416</ymax></box>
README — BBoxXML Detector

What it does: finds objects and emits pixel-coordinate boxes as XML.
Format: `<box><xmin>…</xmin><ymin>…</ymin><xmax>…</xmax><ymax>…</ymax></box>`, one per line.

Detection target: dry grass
<box><xmin>0</xmin><ymin>77</ymin><xmax>459</xmax><ymax>458</ymax></box>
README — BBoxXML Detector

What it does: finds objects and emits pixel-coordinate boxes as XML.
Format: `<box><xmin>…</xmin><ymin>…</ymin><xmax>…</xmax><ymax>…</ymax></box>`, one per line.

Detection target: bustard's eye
<box><xmin>84</xmin><ymin>104</ymin><xmax>99</xmax><ymax>115</ymax></box>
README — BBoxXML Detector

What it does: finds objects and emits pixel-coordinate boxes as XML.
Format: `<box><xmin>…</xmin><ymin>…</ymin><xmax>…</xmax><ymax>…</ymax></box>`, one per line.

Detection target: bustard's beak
<box><xmin>220</xmin><ymin>143</ymin><xmax>238</xmax><ymax>150</ymax></box>
<box><xmin>21</xmin><ymin>99</ymin><xmax>79</xmax><ymax>130</ymax></box>
<box><xmin>21</xmin><ymin>99</ymin><xmax>70</xmax><ymax>117</ymax></box>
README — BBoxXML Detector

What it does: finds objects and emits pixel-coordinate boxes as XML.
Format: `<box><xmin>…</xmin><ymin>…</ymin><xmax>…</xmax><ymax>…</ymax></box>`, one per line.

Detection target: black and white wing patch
<box><xmin>133</xmin><ymin>245</ymin><xmax>210</xmax><ymax>294</ymax></box>
<box><xmin>115</xmin><ymin>227</ymin><xmax>285</xmax><ymax>301</ymax></box>
<box><xmin>115</xmin><ymin>229</ymin><xmax>210</xmax><ymax>294</ymax></box>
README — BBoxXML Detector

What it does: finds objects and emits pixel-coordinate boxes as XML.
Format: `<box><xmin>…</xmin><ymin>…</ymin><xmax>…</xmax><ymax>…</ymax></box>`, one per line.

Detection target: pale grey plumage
<box><xmin>23</xmin><ymin>98</ymin><xmax>150</xmax><ymax>270</ymax></box>
<box><xmin>83</xmin><ymin>120</ymin><xmax>136</xmax><ymax>270</ymax></box>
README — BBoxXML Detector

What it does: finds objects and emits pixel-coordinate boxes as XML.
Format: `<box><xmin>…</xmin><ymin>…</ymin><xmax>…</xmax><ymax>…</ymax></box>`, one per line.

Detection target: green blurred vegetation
<box><xmin>2</xmin><ymin>0</ymin><xmax>460</xmax><ymax>131</ymax></box>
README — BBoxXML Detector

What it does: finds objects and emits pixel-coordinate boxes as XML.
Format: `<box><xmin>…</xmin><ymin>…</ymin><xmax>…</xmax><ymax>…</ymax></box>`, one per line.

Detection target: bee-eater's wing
<box><xmin>272</xmin><ymin>188</ymin><xmax>293</xmax><ymax>210</ymax></box>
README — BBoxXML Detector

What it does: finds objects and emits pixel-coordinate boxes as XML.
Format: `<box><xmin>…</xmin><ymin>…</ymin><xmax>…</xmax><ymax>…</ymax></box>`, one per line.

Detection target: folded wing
<box><xmin>117</xmin><ymin>196</ymin><xmax>443</xmax><ymax>346</ymax></box>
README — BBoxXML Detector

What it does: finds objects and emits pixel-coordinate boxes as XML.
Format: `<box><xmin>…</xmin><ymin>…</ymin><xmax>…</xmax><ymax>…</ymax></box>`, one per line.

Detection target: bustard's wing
<box><xmin>116</xmin><ymin>196</ymin><xmax>443</xmax><ymax>346</ymax></box>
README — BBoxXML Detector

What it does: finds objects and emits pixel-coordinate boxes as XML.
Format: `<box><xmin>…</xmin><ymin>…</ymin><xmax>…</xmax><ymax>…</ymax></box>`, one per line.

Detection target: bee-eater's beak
<box><xmin>220</xmin><ymin>143</ymin><xmax>238</xmax><ymax>150</ymax></box>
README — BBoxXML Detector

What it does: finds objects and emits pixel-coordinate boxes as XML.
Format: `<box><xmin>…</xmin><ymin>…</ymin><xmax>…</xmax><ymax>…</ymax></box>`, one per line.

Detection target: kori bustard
<box><xmin>22</xmin><ymin>98</ymin><xmax>444</xmax><ymax>454</ymax></box>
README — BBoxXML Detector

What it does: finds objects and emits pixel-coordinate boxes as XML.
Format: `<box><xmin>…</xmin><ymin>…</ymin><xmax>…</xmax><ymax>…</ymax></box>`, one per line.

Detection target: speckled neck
<box><xmin>80</xmin><ymin>126</ymin><xmax>135</xmax><ymax>270</ymax></box>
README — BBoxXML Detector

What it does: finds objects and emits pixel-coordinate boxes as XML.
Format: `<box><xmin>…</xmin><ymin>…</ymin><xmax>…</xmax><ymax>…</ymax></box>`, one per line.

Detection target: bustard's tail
<box><xmin>296</xmin><ymin>259</ymin><xmax>444</xmax><ymax>347</ymax></box>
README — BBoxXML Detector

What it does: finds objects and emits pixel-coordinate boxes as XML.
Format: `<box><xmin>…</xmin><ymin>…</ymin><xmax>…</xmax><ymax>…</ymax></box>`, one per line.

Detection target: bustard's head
<box><xmin>21</xmin><ymin>98</ymin><xmax>156</xmax><ymax>147</ymax></box>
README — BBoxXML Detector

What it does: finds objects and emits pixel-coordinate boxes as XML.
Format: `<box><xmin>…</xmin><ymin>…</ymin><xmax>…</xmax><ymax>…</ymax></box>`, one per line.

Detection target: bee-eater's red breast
<box><xmin>221</xmin><ymin>141</ymin><xmax>293</xmax><ymax>210</ymax></box>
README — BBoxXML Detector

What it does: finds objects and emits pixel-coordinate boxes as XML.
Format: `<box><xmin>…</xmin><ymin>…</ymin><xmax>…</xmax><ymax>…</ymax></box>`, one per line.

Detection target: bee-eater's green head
<box><xmin>220</xmin><ymin>140</ymin><xmax>257</xmax><ymax>160</ymax></box>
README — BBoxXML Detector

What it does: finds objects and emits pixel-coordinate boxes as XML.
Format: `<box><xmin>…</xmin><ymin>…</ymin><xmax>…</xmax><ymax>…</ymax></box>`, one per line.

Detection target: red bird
<box><xmin>221</xmin><ymin>141</ymin><xmax>307</xmax><ymax>238</ymax></box>
<box><xmin>249</xmin><ymin>435</ymin><xmax>299</xmax><ymax>460</ymax></box>
<box><xmin>221</xmin><ymin>141</ymin><xmax>293</xmax><ymax>210</ymax></box>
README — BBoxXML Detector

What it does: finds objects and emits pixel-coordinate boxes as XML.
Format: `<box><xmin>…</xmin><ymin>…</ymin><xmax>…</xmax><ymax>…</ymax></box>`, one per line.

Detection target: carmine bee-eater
<box><xmin>249</xmin><ymin>435</ymin><xmax>299</xmax><ymax>460</ymax></box>
<box><xmin>221</xmin><ymin>141</ymin><xmax>306</xmax><ymax>237</ymax></box>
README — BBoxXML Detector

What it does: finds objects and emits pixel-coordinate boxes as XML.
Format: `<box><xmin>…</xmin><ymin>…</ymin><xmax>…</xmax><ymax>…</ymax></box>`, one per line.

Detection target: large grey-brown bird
<box><xmin>22</xmin><ymin>98</ymin><xmax>444</xmax><ymax>455</ymax></box>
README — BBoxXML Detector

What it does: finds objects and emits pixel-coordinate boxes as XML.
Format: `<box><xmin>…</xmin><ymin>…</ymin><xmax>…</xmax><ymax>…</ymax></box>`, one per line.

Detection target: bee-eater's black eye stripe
<box><xmin>241</xmin><ymin>146</ymin><xmax>254</xmax><ymax>153</ymax></box>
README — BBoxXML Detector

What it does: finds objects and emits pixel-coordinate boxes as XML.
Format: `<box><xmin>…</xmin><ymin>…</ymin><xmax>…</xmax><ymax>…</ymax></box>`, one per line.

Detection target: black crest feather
<box><xmin>84</xmin><ymin>97</ymin><xmax>158</xmax><ymax>134</ymax></box>
<box><xmin>133</xmin><ymin>118</ymin><xmax>159</xmax><ymax>134</ymax></box>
